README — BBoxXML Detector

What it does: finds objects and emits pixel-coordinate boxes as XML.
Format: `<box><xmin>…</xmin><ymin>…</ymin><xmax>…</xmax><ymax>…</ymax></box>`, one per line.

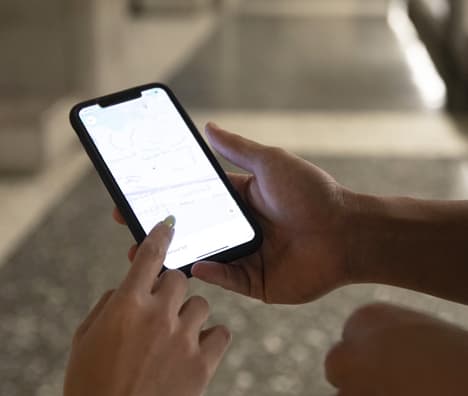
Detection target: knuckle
<box><xmin>187</xmin><ymin>295</ymin><xmax>210</xmax><ymax>314</ymax></box>
<box><xmin>146</xmin><ymin>299</ymin><xmax>176</xmax><ymax>334</ymax></box>
<box><xmin>117</xmin><ymin>290</ymin><xmax>146</xmax><ymax>314</ymax></box>
<box><xmin>162</xmin><ymin>270</ymin><xmax>188</xmax><ymax>288</ymax></box>
<box><xmin>140</xmin><ymin>240</ymin><xmax>164</xmax><ymax>260</ymax></box>
<box><xmin>179</xmin><ymin>330</ymin><xmax>197</xmax><ymax>352</ymax></box>
<box><xmin>153</xmin><ymin>312</ymin><xmax>175</xmax><ymax>335</ymax></box>
<box><xmin>166</xmin><ymin>325</ymin><xmax>197</xmax><ymax>357</ymax></box>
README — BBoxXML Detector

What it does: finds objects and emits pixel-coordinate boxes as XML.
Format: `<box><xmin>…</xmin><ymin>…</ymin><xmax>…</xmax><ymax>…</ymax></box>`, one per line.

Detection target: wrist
<box><xmin>342</xmin><ymin>192</ymin><xmax>468</xmax><ymax>284</ymax></box>
<box><xmin>340</xmin><ymin>189</ymin><xmax>468</xmax><ymax>302</ymax></box>
<box><xmin>341</xmin><ymin>190</ymin><xmax>391</xmax><ymax>285</ymax></box>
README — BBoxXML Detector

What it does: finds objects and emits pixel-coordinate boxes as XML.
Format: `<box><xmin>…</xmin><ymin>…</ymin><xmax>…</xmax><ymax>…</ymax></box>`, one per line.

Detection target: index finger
<box><xmin>120</xmin><ymin>216</ymin><xmax>176</xmax><ymax>293</ymax></box>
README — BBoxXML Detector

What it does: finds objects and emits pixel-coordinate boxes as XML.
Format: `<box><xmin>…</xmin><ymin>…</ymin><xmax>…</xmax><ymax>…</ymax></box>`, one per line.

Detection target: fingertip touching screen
<box><xmin>79</xmin><ymin>87</ymin><xmax>255</xmax><ymax>270</ymax></box>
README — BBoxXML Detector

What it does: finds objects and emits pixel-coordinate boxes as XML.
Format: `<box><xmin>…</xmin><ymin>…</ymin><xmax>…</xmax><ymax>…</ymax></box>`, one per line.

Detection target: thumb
<box><xmin>205</xmin><ymin>122</ymin><xmax>264</xmax><ymax>173</ymax></box>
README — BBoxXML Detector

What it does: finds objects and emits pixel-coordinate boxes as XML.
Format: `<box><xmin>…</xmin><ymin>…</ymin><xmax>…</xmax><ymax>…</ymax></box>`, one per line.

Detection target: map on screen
<box><xmin>79</xmin><ymin>88</ymin><xmax>255</xmax><ymax>269</ymax></box>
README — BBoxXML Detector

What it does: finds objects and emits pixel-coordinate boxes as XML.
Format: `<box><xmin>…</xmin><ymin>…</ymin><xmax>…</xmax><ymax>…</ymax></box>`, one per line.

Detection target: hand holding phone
<box><xmin>70</xmin><ymin>83</ymin><xmax>262</xmax><ymax>275</ymax></box>
<box><xmin>191</xmin><ymin>123</ymin><xmax>351</xmax><ymax>305</ymax></box>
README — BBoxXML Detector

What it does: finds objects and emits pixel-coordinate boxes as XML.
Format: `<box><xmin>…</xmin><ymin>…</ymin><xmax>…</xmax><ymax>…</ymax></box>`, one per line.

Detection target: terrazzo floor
<box><xmin>3</xmin><ymin>156</ymin><xmax>468</xmax><ymax>396</ymax></box>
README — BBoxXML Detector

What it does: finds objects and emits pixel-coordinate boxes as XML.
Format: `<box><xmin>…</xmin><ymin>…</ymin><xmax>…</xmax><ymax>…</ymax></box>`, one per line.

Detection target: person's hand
<box><xmin>325</xmin><ymin>303</ymin><xmax>468</xmax><ymax>396</ymax></box>
<box><xmin>64</xmin><ymin>218</ymin><xmax>231</xmax><ymax>396</ymax></box>
<box><xmin>193</xmin><ymin>122</ymin><xmax>355</xmax><ymax>304</ymax></box>
<box><xmin>113</xmin><ymin>123</ymin><xmax>353</xmax><ymax>304</ymax></box>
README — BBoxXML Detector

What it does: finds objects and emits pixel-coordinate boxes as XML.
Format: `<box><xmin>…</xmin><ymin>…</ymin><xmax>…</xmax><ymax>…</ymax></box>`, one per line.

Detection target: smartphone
<box><xmin>70</xmin><ymin>83</ymin><xmax>262</xmax><ymax>275</ymax></box>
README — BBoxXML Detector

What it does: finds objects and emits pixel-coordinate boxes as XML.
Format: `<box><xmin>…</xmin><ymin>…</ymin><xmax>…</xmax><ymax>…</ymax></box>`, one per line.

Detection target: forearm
<box><xmin>347</xmin><ymin>192</ymin><xmax>468</xmax><ymax>304</ymax></box>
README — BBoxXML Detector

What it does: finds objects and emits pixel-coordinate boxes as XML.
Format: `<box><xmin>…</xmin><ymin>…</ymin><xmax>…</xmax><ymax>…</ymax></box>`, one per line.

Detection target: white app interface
<box><xmin>79</xmin><ymin>88</ymin><xmax>255</xmax><ymax>269</ymax></box>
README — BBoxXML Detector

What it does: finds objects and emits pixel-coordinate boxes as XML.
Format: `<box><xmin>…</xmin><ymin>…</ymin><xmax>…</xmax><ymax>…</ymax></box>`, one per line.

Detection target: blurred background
<box><xmin>2</xmin><ymin>0</ymin><xmax>468</xmax><ymax>395</ymax></box>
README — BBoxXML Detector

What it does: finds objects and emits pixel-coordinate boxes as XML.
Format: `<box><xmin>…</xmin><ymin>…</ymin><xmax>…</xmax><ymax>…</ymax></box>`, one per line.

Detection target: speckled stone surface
<box><xmin>2</xmin><ymin>156</ymin><xmax>468</xmax><ymax>396</ymax></box>
<box><xmin>170</xmin><ymin>15</ymin><xmax>426</xmax><ymax>111</ymax></box>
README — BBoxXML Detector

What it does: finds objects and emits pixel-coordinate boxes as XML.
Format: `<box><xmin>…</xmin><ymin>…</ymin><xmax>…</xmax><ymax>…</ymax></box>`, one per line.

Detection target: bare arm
<box><xmin>348</xmin><ymin>194</ymin><xmax>468</xmax><ymax>304</ymax></box>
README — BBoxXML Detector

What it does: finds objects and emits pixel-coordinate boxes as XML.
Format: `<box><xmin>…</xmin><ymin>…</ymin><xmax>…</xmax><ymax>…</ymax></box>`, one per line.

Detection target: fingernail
<box><xmin>191</xmin><ymin>261</ymin><xmax>208</xmax><ymax>277</ymax></box>
<box><xmin>191</xmin><ymin>262</ymin><xmax>200</xmax><ymax>275</ymax></box>
<box><xmin>206</xmin><ymin>122</ymin><xmax>220</xmax><ymax>131</ymax></box>
<box><xmin>163</xmin><ymin>215</ymin><xmax>176</xmax><ymax>229</ymax></box>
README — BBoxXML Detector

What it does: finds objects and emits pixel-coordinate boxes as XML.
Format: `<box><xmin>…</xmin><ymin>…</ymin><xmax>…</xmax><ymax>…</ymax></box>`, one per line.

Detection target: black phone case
<box><xmin>69</xmin><ymin>82</ymin><xmax>263</xmax><ymax>276</ymax></box>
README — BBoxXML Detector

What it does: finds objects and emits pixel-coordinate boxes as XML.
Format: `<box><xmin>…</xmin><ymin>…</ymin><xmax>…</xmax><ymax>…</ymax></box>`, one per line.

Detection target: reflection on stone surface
<box><xmin>170</xmin><ymin>15</ymin><xmax>427</xmax><ymax>111</ymax></box>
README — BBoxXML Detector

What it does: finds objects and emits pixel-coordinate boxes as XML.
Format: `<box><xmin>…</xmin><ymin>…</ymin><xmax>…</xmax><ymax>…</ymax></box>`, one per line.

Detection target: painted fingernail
<box><xmin>163</xmin><ymin>215</ymin><xmax>176</xmax><ymax>229</ymax></box>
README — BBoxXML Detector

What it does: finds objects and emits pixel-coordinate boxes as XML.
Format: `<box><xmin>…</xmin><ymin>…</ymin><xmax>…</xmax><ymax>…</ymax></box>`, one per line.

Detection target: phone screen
<box><xmin>78</xmin><ymin>87</ymin><xmax>256</xmax><ymax>270</ymax></box>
